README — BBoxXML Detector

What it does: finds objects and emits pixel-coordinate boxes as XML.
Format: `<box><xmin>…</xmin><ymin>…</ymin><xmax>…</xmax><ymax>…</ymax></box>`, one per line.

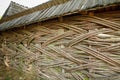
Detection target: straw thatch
<box><xmin>0</xmin><ymin>10</ymin><xmax>120</xmax><ymax>80</ymax></box>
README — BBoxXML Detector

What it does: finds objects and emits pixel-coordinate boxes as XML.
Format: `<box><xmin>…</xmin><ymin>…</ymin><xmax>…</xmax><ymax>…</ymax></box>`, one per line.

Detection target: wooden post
<box><xmin>23</xmin><ymin>25</ymin><xmax>26</xmax><ymax>29</ymax></box>
<box><xmin>80</xmin><ymin>11</ymin><xmax>88</xmax><ymax>15</ymax></box>
<box><xmin>105</xmin><ymin>6</ymin><xmax>111</xmax><ymax>11</ymax></box>
<box><xmin>88</xmin><ymin>11</ymin><xmax>94</xmax><ymax>16</ymax></box>
<box><xmin>97</xmin><ymin>7</ymin><xmax>105</xmax><ymax>12</ymax></box>
<box><xmin>111</xmin><ymin>4</ymin><xmax>117</xmax><ymax>10</ymax></box>
<box><xmin>58</xmin><ymin>16</ymin><xmax>63</xmax><ymax>22</ymax></box>
<box><xmin>38</xmin><ymin>22</ymin><xmax>42</xmax><ymax>26</ymax></box>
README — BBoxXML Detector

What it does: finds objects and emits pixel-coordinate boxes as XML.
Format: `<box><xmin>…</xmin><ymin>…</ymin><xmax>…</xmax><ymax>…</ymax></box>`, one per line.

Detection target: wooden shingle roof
<box><xmin>0</xmin><ymin>0</ymin><xmax>119</xmax><ymax>31</ymax></box>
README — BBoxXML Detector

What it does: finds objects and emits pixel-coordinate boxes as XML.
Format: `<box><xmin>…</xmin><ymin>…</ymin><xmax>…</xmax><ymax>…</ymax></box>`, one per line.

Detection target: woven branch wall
<box><xmin>0</xmin><ymin>10</ymin><xmax>120</xmax><ymax>80</ymax></box>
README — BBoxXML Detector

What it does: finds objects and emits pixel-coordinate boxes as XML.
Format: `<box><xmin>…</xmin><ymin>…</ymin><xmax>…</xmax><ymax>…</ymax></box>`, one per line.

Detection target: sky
<box><xmin>0</xmin><ymin>0</ymin><xmax>49</xmax><ymax>16</ymax></box>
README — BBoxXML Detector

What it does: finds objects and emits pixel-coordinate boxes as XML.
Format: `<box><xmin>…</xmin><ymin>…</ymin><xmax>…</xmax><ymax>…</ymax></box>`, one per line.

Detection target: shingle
<box><xmin>0</xmin><ymin>0</ymin><xmax>119</xmax><ymax>31</ymax></box>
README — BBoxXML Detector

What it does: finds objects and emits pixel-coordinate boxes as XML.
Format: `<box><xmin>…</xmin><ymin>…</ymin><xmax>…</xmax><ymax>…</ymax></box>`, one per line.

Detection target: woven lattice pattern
<box><xmin>0</xmin><ymin>11</ymin><xmax>120</xmax><ymax>80</ymax></box>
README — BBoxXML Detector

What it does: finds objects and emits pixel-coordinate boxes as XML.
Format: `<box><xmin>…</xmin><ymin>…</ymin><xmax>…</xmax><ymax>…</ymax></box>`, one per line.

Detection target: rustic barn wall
<box><xmin>0</xmin><ymin>10</ymin><xmax>120</xmax><ymax>80</ymax></box>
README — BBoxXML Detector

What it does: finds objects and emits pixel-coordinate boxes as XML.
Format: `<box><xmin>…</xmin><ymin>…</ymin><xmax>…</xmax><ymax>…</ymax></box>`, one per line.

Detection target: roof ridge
<box><xmin>10</xmin><ymin>1</ymin><xmax>29</xmax><ymax>9</ymax></box>
<box><xmin>2</xmin><ymin>1</ymin><xmax>29</xmax><ymax>18</ymax></box>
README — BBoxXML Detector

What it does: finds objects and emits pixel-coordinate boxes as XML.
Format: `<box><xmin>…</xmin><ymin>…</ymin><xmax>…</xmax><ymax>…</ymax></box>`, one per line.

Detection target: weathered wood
<box><xmin>0</xmin><ymin>10</ymin><xmax>120</xmax><ymax>80</ymax></box>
